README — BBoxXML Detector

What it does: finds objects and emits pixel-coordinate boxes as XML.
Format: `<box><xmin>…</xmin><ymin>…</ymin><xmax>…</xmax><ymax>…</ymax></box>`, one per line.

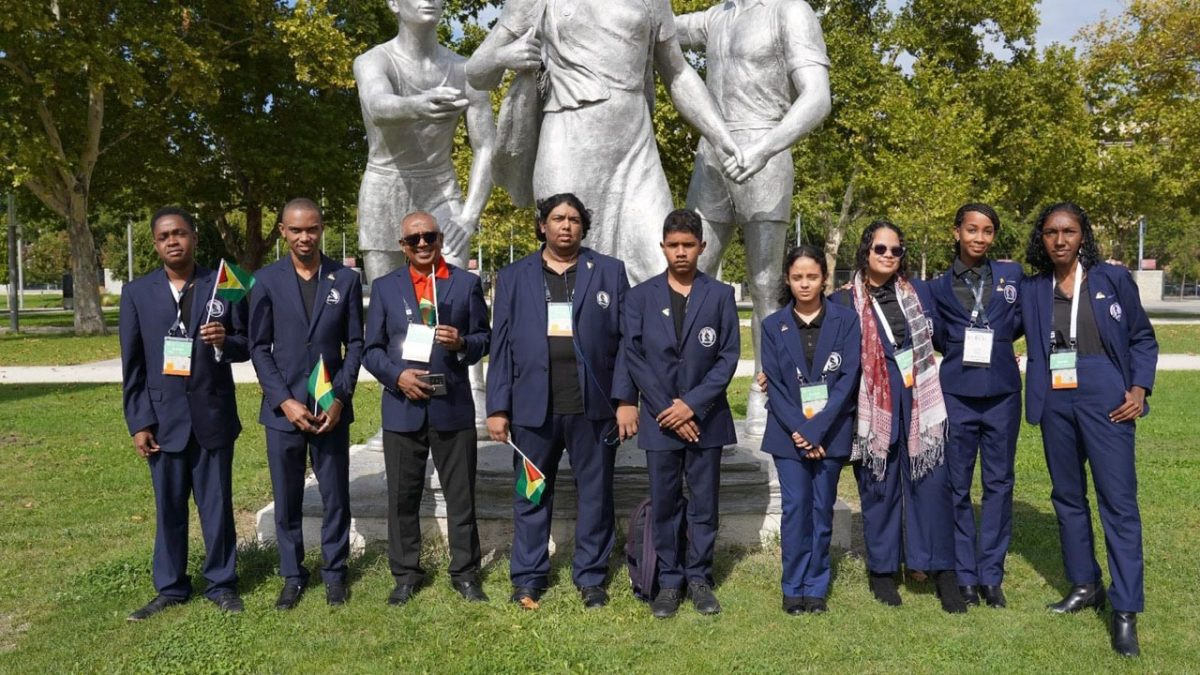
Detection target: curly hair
<box><xmin>777</xmin><ymin>245</ymin><xmax>828</xmax><ymax>307</ymax></box>
<box><xmin>953</xmin><ymin>202</ymin><xmax>1000</xmax><ymax>258</ymax></box>
<box><xmin>535</xmin><ymin>193</ymin><xmax>592</xmax><ymax>242</ymax></box>
<box><xmin>1024</xmin><ymin>202</ymin><xmax>1102</xmax><ymax>275</ymax></box>
<box><xmin>854</xmin><ymin>219</ymin><xmax>908</xmax><ymax>279</ymax></box>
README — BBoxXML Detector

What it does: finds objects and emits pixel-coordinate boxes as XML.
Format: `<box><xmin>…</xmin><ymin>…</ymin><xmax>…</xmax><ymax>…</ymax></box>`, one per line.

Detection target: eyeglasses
<box><xmin>872</xmin><ymin>244</ymin><xmax>906</xmax><ymax>258</ymax></box>
<box><xmin>401</xmin><ymin>231</ymin><xmax>441</xmax><ymax>247</ymax></box>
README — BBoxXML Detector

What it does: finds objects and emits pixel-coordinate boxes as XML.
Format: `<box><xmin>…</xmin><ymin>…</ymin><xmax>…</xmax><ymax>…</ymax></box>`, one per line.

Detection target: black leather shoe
<box><xmin>807</xmin><ymin>597</ymin><xmax>828</xmax><ymax>614</ymax></box>
<box><xmin>127</xmin><ymin>595</ymin><xmax>185</xmax><ymax>622</ymax></box>
<box><xmin>209</xmin><ymin>591</ymin><xmax>244</xmax><ymax>614</ymax></box>
<box><xmin>651</xmin><ymin>587</ymin><xmax>682</xmax><ymax>619</ymax></box>
<box><xmin>452</xmin><ymin>579</ymin><xmax>489</xmax><ymax>603</ymax></box>
<box><xmin>275</xmin><ymin>583</ymin><xmax>305</xmax><ymax>611</ymax></box>
<box><xmin>959</xmin><ymin>584</ymin><xmax>981</xmax><ymax>606</ymax></box>
<box><xmin>580</xmin><ymin>586</ymin><xmax>608</xmax><ymax>608</ymax></box>
<box><xmin>783</xmin><ymin>596</ymin><xmax>807</xmax><ymax>615</ymax></box>
<box><xmin>1048</xmin><ymin>583</ymin><xmax>1106</xmax><ymax>613</ymax></box>
<box><xmin>511</xmin><ymin>586</ymin><xmax>543</xmax><ymax>608</ymax></box>
<box><xmin>387</xmin><ymin>583</ymin><xmax>417</xmax><ymax>606</ymax></box>
<box><xmin>933</xmin><ymin>570</ymin><xmax>967</xmax><ymax>614</ymax></box>
<box><xmin>1111</xmin><ymin>611</ymin><xmax>1140</xmax><ymax>657</ymax></box>
<box><xmin>688</xmin><ymin>582</ymin><xmax>721</xmax><ymax>615</ymax></box>
<box><xmin>325</xmin><ymin>582</ymin><xmax>349</xmax><ymax>606</ymax></box>
<box><xmin>980</xmin><ymin>584</ymin><xmax>1007</xmax><ymax>608</ymax></box>
<box><xmin>868</xmin><ymin>572</ymin><xmax>902</xmax><ymax>606</ymax></box>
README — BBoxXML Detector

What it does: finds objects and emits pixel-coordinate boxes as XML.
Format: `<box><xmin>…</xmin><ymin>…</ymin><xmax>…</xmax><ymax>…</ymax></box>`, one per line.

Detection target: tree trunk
<box><xmin>240</xmin><ymin>203</ymin><xmax>266</xmax><ymax>271</ymax></box>
<box><xmin>66</xmin><ymin>191</ymin><xmax>106</xmax><ymax>335</ymax></box>
<box><xmin>824</xmin><ymin>171</ymin><xmax>859</xmax><ymax>293</ymax></box>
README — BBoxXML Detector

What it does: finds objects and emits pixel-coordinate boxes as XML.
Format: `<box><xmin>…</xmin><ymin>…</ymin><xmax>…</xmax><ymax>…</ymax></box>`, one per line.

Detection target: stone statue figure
<box><xmin>677</xmin><ymin>0</ymin><xmax>832</xmax><ymax>436</ymax></box>
<box><xmin>354</xmin><ymin>0</ymin><xmax>497</xmax><ymax>285</ymax></box>
<box><xmin>465</xmin><ymin>0</ymin><xmax>746</xmax><ymax>283</ymax></box>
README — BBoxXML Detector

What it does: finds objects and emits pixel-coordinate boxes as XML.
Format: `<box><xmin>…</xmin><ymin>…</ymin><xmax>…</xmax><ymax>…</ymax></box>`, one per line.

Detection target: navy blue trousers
<box><xmin>266</xmin><ymin>425</ymin><xmax>351</xmax><ymax>585</ymax></box>
<box><xmin>510</xmin><ymin>415</ymin><xmax>616</xmax><ymax>589</ymax></box>
<box><xmin>774</xmin><ymin>455</ymin><xmax>845</xmax><ymax>599</ymax></box>
<box><xmin>646</xmin><ymin>446</ymin><xmax>722</xmax><ymax>589</ymax></box>
<box><xmin>1040</xmin><ymin>355</ymin><xmax>1144</xmax><ymax>612</ymax></box>
<box><xmin>147</xmin><ymin>437</ymin><xmax>237</xmax><ymax>600</ymax></box>
<box><xmin>945</xmin><ymin>391</ymin><xmax>1020</xmax><ymax>585</ymax></box>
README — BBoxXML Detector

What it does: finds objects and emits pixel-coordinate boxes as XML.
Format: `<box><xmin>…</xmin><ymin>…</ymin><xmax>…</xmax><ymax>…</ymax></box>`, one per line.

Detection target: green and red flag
<box><xmin>308</xmin><ymin>355</ymin><xmax>336</xmax><ymax>414</ymax></box>
<box><xmin>509</xmin><ymin>440</ymin><xmax>546</xmax><ymax>505</ymax></box>
<box><xmin>215</xmin><ymin>259</ymin><xmax>256</xmax><ymax>302</ymax></box>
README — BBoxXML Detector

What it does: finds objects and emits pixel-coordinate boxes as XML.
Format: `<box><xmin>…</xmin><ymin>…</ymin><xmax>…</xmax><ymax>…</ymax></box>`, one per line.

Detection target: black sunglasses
<box><xmin>401</xmin><ymin>231</ymin><xmax>441</xmax><ymax>247</ymax></box>
<box><xmin>872</xmin><ymin>244</ymin><xmax>906</xmax><ymax>258</ymax></box>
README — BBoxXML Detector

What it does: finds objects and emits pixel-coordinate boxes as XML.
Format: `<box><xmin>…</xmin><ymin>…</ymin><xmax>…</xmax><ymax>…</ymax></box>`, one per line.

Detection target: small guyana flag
<box><xmin>215</xmin><ymin>259</ymin><xmax>256</xmax><ymax>302</ymax></box>
<box><xmin>509</xmin><ymin>440</ymin><xmax>546</xmax><ymax>505</ymax></box>
<box><xmin>307</xmin><ymin>355</ymin><xmax>336</xmax><ymax>413</ymax></box>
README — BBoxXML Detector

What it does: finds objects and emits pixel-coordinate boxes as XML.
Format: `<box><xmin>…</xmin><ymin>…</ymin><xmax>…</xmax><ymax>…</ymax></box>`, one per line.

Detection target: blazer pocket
<box><xmin>148</xmin><ymin>388</ymin><xmax>163</xmax><ymax>402</ymax></box>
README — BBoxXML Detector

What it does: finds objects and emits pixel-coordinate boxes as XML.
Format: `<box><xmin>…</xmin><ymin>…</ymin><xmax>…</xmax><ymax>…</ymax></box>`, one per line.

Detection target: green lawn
<box><xmin>1</xmin><ymin>375</ymin><xmax>1198</xmax><ymax>671</ymax></box>
<box><xmin>0</xmin><ymin>333</ymin><xmax>121</xmax><ymax>366</ymax></box>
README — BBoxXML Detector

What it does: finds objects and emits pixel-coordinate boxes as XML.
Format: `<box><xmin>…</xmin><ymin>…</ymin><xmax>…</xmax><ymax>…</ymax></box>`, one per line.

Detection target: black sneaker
<box><xmin>275</xmin><ymin>582</ymin><xmax>305</xmax><ymax>611</ymax></box>
<box><xmin>688</xmin><ymin>582</ymin><xmax>721</xmax><ymax>615</ymax></box>
<box><xmin>651</xmin><ymin>587</ymin><xmax>683</xmax><ymax>619</ymax></box>
<box><xmin>326</xmin><ymin>582</ymin><xmax>349</xmax><ymax>606</ymax></box>
<box><xmin>782</xmin><ymin>596</ymin><xmax>807</xmax><ymax>615</ymax></box>
<box><xmin>511</xmin><ymin>586</ymin><xmax>543</xmax><ymax>609</ymax></box>
<box><xmin>580</xmin><ymin>586</ymin><xmax>608</xmax><ymax>608</ymax></box>
<box><xmin>209</xmin><ymin>591</ymin><xmax>244</xmax><ymax>614</ymax></box>
<box><xmin>127</xmin><ymin>595</ymin><xmax>186</xmax><ymax>622</ymax></box>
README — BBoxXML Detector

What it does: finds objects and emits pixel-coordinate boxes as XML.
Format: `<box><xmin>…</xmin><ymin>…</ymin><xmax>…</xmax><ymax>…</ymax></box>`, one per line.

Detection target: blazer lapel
<box><xmin>571</xmin><ymin>249</ymin><xmax>596</xmax><ymax>325</ymax></box>
<box><xmin>1038</xmin><ymin>275</ymin><xmax>1054</xmax><ymax>359</ymax></box>
<box><xmin>523</xmin><ymin>256</ymin><xmax>548</xmax><ymax>336</ymax></box>
<box><xmin>938</xmin><ymin>272</ymin><xmax>971</xmax><ymax>322</ymax></box>
<box><xmin>189</xmin><ymin>266</ymin><xmax>211</xmax><ymax>332</ymax></box>
<box><xmin>307</xmin><ymin>256</ymin><xmax>335</xmax><ymax>337</ymax></box>
<box><xmin>1087</xmin><ymin>268</ymin><xmax>1118</xmax><ymax>354</ymax></box>
<box><xmin>655</xmin><ymin>276</ymin><xmax>677</xmax><ymax>353</ymax></box>
<box><xmin>434</xmin><ymin>264</ymin><xmax>457</xmax><ymax>325</ymax></box>
<box><xmin>810</xmin><ymin>300</ymin><xmax>839</xmax><ymax>379</ymax></box>
<box><xmin>397</xmin><ymin>266</ymin><xmax>421</xmax><ymax>324</ymax></box>
<box><xmin>779</xmin><ymin>303</ymin><xmax>811</xmax><ymax>381</ymax></box>
<box><xmin>680</xmin><ymin>273</ymin><xmax>712</xmax><ymax>344</ymax></box>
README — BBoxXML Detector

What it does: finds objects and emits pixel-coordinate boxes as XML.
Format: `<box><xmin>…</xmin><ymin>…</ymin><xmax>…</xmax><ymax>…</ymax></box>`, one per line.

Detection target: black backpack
<box><xmin>625</xmin><ymin>496</ymin><xmax>687</xmax><ymax>602</ymax></box>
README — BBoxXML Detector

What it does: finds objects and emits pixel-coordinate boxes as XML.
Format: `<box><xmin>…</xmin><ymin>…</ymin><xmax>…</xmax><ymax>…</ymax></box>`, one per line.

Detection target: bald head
<box><xmin>282</xmin><ymin>197</ymin><xmax>323</xmax><ymax>224</ymax></box>
<box><xmin>401</xmin><ymin>210</ymin><xmax>439</xmax><ymax>237</ymax></box>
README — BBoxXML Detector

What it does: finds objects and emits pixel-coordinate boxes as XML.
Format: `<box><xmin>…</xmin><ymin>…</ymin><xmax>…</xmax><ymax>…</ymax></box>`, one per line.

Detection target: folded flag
<box><xmin>215</xmin><ymin>259</ymin><xmax>256</xmax><ymax>302</ymax></box>
<box><xmin>510</xmin><ymin>440</ymin><xmax>546</xmax><ymax>505</ymax></box>
<box><xmin>308</xmin><ymin>355</ymin><xmax>335</xmax><ymax>413</ymax></box>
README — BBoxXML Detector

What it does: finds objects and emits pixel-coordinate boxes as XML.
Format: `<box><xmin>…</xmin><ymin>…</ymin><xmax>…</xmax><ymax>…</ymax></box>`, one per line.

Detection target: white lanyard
<box><xmin>169</xmin><ymin>280</ymin><xmax>193</xmax><ymax>336</ymax></box>
<box><xmin>871</xmin><ymin>297</ymin><xmax>900</xmax><ymax>347</ymax></box>
<box><xmin>430</xmin><ymin>270</ymin><xmax>439</xmax><ymax>325</ymax></box>
<box><xmin>1067</xmin><ymin>260</ymin><xmax>1082</xmax><ymax>347</ymax></box>
<box><xmin>968</xmin><ymin>275</ymin><xmax>988</xmax><ymax>327</ymax></box>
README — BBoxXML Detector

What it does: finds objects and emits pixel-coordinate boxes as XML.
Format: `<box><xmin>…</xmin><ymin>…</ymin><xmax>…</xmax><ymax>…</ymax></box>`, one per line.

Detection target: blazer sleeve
<box><xmin>461</xmin><ymin>274</ymin><xmax>490</xmax><ymax>366</ymax></box>
<box><xmin>762</xmin><ymin>319</ymin><xmax>808</xmax><ymax>437</ymax></box>
<box><xmin>810</xmin><ymin>316</ymin><xmax>862</xmax><ymax>448</ymax></box>
<box><xmin>485</xmin><ymin>270</ymin><xmax>515</xmax><ymax>416</ymax></box>
<box><xmin>681</xmin><ymin>286</ymin><xmax>741</xmax><ymax>421</ymax></box>
<box><xmin>621</xmin><ymin>288</ymin><xmax>674</xmax><ymax>415</ymax></box>
<box><xmin>363</xmin><ymin>278</ymin><xmax>405</xmax><ymax>391</ymax></box>
<box><xmin>1116</xmin><ymin>268</ymin><xmax>1158</xmax><ymax>396</ymax></box>
<box><xmin>248</xmin><ymin>282</ymin><xmax>293</xmax><ymax>410</ymax></box>
<box><xmin>609</xmin><ymin>264</ymin><xmax>637</xmax><ymax>404</ymax></box>
<box><xmin>119</xmin><ymin>291</ymin><xmax>157</xmax><ymax>436</ymax></box>
<box><xmin>334</xmin><ymin>274</ymin><xmax>365</xmax><ymax>403</ymax></box>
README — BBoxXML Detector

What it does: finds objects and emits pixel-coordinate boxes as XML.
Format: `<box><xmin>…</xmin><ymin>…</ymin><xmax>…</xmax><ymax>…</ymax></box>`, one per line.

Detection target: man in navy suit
<box><xmin>617</xmin><ymin>209</ymin><xmax>740</xmax><ymax>619</ymax></box>
<box><xmin>485</xmin><ymin>193</ymin><xmax>636</xmax><ymax>609</ymax></box>
<box><xmin>249</xmin><ymin>198</ymin><xmax>364</xmax><ymax>609</ymax></box>
<box><xmin>364</xmin><ymin>211</ymin><xmax>491</xmax><ymax>606</ymax></box>
<box><xmin>120</xmin><ymin>207</ymin><xmax>249</xmax><ymax>621</ymax></box>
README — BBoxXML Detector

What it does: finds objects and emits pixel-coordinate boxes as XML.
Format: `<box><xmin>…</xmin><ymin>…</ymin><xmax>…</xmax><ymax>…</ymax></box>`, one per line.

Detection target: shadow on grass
<box><xmin>0</xmin><ymin>383</ymin><xmax>114</xmax><ymax>405</ymax></box>
<box><xmin>1009</xmin><ymin>498</ymin><xmax>1070</xmax><ymax>593</ymax></box>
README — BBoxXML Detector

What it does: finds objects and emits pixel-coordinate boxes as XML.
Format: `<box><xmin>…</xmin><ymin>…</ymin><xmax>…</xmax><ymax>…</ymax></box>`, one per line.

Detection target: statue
<box><xmin>465</xmin><ymin>0</ymin><xmax>745</xmax><ymax>283</ymax></box>
<box><xmin>354</xmin><ymin>0</ymin><xmax>497</xmax><ymax>284</ymax></box>
<box><xmin>677</xmin><ymin>0</ymin><xmax>832</xmax><ymax>436</ymax></box>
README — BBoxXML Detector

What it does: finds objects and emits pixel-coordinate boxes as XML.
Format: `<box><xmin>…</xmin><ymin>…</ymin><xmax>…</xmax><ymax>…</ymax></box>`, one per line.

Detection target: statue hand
<box><xmin>725</xmin><ymin>139</ymin><xmax>773</xmax><ymax>184</ymax></box>
<box><xmin>442</xmin><ymin>215</ymin><xmax>476</xmax><ymax>256</ymax></box>
<box><xmin>496</xmin><ymin>27</ymin><xmax>542</xmax><ymax>72</ymax></box>
<box><xmin>412</xmin><ymin>86</ymin><xmax>470</xmax><ymax>121</ymax></box>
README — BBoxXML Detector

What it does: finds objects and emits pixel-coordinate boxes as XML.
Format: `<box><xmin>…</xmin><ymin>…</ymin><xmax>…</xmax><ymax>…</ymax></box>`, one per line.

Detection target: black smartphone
<box><xmin>418</xmin><ymin>373</ymin><xmax>447</xmax><ymax>396</ymax></box>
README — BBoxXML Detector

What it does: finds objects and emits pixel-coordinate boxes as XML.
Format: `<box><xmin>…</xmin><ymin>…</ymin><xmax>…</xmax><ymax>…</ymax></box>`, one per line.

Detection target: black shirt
<box><xmin>870</xmin><ymin>280</ymin><xmax>908</xmax><ymax>347</ymax></box>
<box><xmin>297</xmin><ymin>271</ymin><xmax>318</xmax><ymax>323</ymax></box>
<box><xmin>543</xmin><ymin>262</ymin><xmax>583</xmax><ymax>415</ymax></box>
<box><xmin>791</xmin><ymin>304</ymin><xmax>825</xmax><ymax>376</ymax></box>
<box><xmin>1052</xmin><ymin>276</ymin><xmax>1105</xmax><ymax>356</ymax></box>
<box><xmin>670</xmin><ymin>287</ymin><xmax>688</xmax><ymax>349</ymax></box>
<box><xmin>952</xmin><ymin>258</ymin><xmax>992</xmax><ymax>319</ymax></box>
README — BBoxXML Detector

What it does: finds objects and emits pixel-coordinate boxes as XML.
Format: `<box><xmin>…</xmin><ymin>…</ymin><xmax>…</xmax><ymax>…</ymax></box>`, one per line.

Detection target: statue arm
<box><xmin>458</xmin><ymin>83</ymin><xmax>497</xmax><ymax>230</ymax></box>
<box><xmin>654</xmin><ymin>38</ymin><xmax>741</xmax><ymax>168</ymax></box>
<box><xmin>464</xmin><ymin>0</ymin><xmax>542</xmax><ymax>91</ymax></box>
<box><xmin>674</xmin><ymin>12</ymin><xmax>707</xmax><ymax>50</ymax></box>
<box><xmin>464</xmin><ymin>24</ymin><xmax>521</xmax><ymax>91</ymax></box>
<box><xmin>354</xmin><ymin>51</ymin><xmax>467</xmax><ymax>126</ymax></box>
<box><xmin>749</xmin><ymin>65</ymin><xmax>831</xmax><ymax>159</ymax></box>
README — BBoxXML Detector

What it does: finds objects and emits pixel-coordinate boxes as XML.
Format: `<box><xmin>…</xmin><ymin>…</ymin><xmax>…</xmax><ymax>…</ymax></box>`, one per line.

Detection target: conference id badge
<box><xmin>895</xmin><ymin>348</ymin><xmax>915</xmax><ymax>388</ymax></box>
<box><xmin>800</xmin><ymin>383</ymin><xmax>829</xmax><ymax>419</ymax></box>
<box><xmin>402</xmin><ymin>324</ymin><xmax>435</xmax><ymax>363</ymax></box>
<box><xmin>963</xmin><ymin>327</ymin><xmax>994</xmax><ymax>367</ymax></box>
<box><xmin>162</xmin><ymin>336</ymin><xmax>193</xmax><ymax>377</ymax></box>
<box><xmin>547</xmin><ymin>302</ymin><xmax>573</xmax><ymax>337</ymax></box>
<box><xmin>1050</xmin><ymin>350</ymin><xmax>1079</xmax><ymax>389</ymax></box>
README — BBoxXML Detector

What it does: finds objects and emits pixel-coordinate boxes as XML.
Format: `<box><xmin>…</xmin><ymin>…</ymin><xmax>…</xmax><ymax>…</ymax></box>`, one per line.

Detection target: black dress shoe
<box><xmin>806</xmin><ymin>597</ymin><xmax>828</xmax><ymax>614</ymax></box>
<box><xmin>959</xmin><ymin>584</ymin><xmax>981</xmax><ymax>606</ymax></box>
<box><xmin>1111</xmin><ymin>611</ymin><xmax>1140</xmax><ymax>657</ymax></box>
<box><xmin>933</xmin><ymin>571</ymin><xmax>967</xmax><ymax>614</ymax></box>
<box><xmin>326</xmin><ymin>582</ymin><xmax>349</xmax><ymax>606</ymax></box>
<box><xmin>782</xmin><ymin>596</ymin><xmax>807</xmax><ymax>615</ymax></box>
<box><xmin>688</xmin><ymin>582</ymin><xmax>721</xmax><ymax>615</ymax></box>
<box><xmin>387</xmin><ymin>583</ymin><xmax>417</xmax><ymax>606</ymax></box>
<box><xmin>868</xmin><ymin>572</ymin><xmax>902</xmax><ymax>606</ymax></box>
<box><xmin>579</xmin><ymin>586</ymin><xmax>608</xmax><ymax>608</ymax></box>
<box><xmin>209</xmin><ymin>591</ymin><xmax>244</xmax><ymax>614</ymax></box>
<box><xmin>127</xmin><ymin>595</ymin><xmax>186</xmax><ymax>622</ymax></box>
<box><xmin>651</xmin><ymin>587</ymin><xmax>682</xmax><ymax>619</ymax></box>
<box><xmin>980</xmin><ymin>584</ymin><xmax>1007</xmax><ymax>608</ymax></box>
<box><xmin>1048</xmin><ymin>583</ymin><xmax>1106</xmax><ymax>613</ymax></box>
<box><xmin>275</xmin><ymin>583</ymin><xmax>305</xmax><ymax>611</ymax></box>
<box><xmin>452</xmin><ymin>579</ymin><xmax>489</xmax><ymax>603</ymax></box>
<box><xmin>511</xmin><ymin>586</ymin><xmax>543</xmax><ymax>608</ymax></box>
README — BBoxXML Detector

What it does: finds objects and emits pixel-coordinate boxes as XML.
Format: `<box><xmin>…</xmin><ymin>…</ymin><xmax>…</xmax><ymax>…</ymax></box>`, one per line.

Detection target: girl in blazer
<box><xmin>761</xmin><ymin>246</ymin><xmax>861</xmax><ymax>614</ymax></box>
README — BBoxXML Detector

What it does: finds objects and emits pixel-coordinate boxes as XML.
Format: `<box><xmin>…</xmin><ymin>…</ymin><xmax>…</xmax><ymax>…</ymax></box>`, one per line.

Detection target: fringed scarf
<box><xmin>851</xmin><ymin>271</ymin><xmax>948</xmax><ymax>481</ymax></box>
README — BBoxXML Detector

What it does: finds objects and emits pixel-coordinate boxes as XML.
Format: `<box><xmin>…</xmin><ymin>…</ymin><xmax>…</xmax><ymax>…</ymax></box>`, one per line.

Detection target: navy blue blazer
<box><xmin>363</xmin><ymin>263</ymin><xmax>490</xmax><ymax>433</ymax></box>
<box><xmin>119</xmin><ymin>265</ymin><xmax>250</xmax><ymax>452</ymax></box>
<box><xmin>486</xmin><ymin>248</ymin><xmax>632</xmax><ymax>426</ymax></box>
<box><xmin>931</xmin><ymin>260</ymin><xmax>1024</xmax><ymax>398</ymax></box>
<box><xmin>1020</xmin><ymin>262</ymin><xmax>1157</xmax><ymax>425</ymax></box>
<box><xmin>616</xmin><ymin>272</ymin><xmax>740</xmax><ymax>451</ymax></box>
<box><xmin>831</xmin><ymin>277</ymin><xmax>937</xmax><ymax>446</ymax></box>
<box><xmin>249</xmin><ymin>254</ymin><xmax>364</xmax><ymax>432</ymax></box>
<box><xmin>761</xmin><ymin>299</ymin><xmax>862</xmax><ymax>459</ymax></box>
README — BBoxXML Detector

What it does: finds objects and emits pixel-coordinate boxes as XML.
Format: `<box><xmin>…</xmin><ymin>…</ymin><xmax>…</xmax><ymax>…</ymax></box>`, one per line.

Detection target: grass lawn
<box><xmin>0</xmin><ymin>333</ymin><xmax>121</xmax><ymax>366</ymax></box>
<box><xmin>2</xmin><ymin>375</ymin><xmax>1198</xmax><ymax>672</ymax></box>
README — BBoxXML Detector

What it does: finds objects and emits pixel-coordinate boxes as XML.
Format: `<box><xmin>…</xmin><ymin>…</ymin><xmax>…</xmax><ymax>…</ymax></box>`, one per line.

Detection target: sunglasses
<box><xmin>872</xmin><ymin>244</ymin><xmax>906</xmax><ymax>258</ymax></box>
<box><xmin>401</xmin><ymin>231</ymin><xmax>441</xmax><ymax>247</ymax></box>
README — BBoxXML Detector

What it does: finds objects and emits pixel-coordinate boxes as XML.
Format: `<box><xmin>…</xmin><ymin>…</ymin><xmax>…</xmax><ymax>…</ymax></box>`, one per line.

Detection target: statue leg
<box><xmin>363</xmin><ymin>250</ymin><xmax>407</xmax><ymax>288</ymax></box>
<box><xmin>742</xmin><ymin>219</ymin><xmax>788</xmax><ymax>439</ymax></box>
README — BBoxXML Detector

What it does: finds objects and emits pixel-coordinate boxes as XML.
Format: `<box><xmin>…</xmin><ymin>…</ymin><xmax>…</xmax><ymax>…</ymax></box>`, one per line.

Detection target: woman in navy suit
<box><xmin>831</xmin><ymin>220</ymin><xmax>964</xmax><ymax>613</ymax></box>
<box><xmin>761</xmin><ymin>246</ymin><xmax>861</xmax><ymax>614</ymax></box>
<box><xmin>1020</xmin><ymin>202</ymin><xmax>1157</xmax><ymax>657</ymax></box>
<box><xmin>930</xmin><ymin>203</ymin><xmax>1024</xmax><ymax>609</ymax></box>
